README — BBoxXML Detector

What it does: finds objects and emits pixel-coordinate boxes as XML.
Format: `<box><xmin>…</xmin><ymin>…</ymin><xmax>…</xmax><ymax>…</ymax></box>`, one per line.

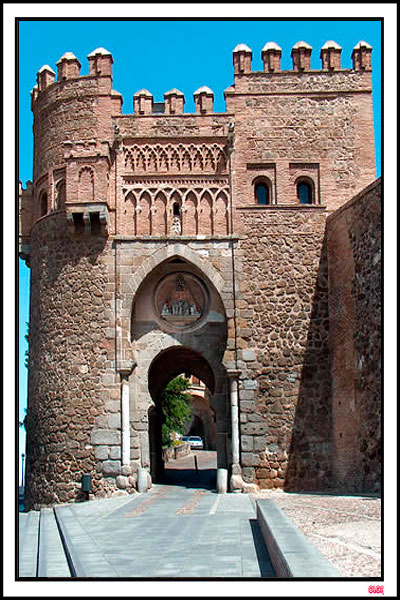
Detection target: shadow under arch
<box><xmin>147</xmin><ymin>346</ymin><xmax>226</xmax><ymax>489</ymax></box>
<box><xmin>148</xmin><ymin>346</ymin><xmax>215</xmax><ymax>400</ymax></box>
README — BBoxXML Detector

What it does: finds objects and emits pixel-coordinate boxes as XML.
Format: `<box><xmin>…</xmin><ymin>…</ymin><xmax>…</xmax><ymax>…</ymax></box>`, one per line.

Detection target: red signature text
<box><xmin>368</xmin><ymin>586</ymin><xmax>384</xmax><ymax>595</ymax></box>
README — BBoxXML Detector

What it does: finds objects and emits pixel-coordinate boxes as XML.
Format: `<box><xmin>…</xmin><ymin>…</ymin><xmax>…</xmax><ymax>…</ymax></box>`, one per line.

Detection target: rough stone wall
<box><xmin>235</xmin><ymin>207</ymin><xmax>332</xmax><ymax>491</ymax></box>
<box><xmin>327</xmin><ymin>178</ymin><xmax>381</xmax><ymax>492</ymax></box>
<box><xmin>24</xmin><ymin>213</ymin><xmax>120</xmax><ymax>509</ymax></box>
<box><xmin>19</xmin><ymin>181</ymin><xmax>34</xmax><ymax>259</ymax></box>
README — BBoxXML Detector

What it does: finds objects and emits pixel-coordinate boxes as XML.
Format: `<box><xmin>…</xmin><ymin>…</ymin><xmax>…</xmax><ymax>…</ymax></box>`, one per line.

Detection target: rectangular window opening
<box><xmin>72</xmin><ymin>212</ymin><xmax>84</xmax><ymax>234</ymax></box>
<box><xmin>152</xmin><ymin>102</ymin><xmax>165</xmax><ymax>114</ymax></box>
<box><xmin>90</xmin><ymin>212</ymin><xmax>101</xmax><ymax>235</ymax></box>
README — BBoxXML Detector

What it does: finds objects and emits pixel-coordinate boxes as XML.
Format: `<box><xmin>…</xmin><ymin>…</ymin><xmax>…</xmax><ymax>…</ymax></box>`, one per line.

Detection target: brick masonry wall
<box><xmin>235</xmin><ymin>207</ymin><xmax>333</xmax><ymax>491</ymax></box>
<box><xmin>32</xmin><ymin>76</ymin><xmax>121</xmax><ymax>181</ymax></box>
<box><xmin>231</xmin><ymin>70</ymin><xmax>375</xmax><ymax>214</ymax></box>
<box><xmin>114</xmin><ymin>114</ymin><xmax>232</xmax><ymax>238</ymax></box>
<box><xmin>327</xmin><ymin>178</ymin><xmax>381</xmax><ymax>492</ymax></box>
<box><xmin>114</xmin><ymin>113</ymin><xmax>231</xmax><ymax>139</ymax></box>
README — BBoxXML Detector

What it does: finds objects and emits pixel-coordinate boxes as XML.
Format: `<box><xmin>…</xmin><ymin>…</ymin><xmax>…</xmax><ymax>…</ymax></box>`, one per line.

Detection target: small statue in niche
<box><xmin>172</xmin><ymin>215</ymin><xmax>182</xmax><ymax>235</ymax></box>
<box><xmin>113</xmin><ymin>124</ymin><xmax>122</xmax><ymax>152</ymax></box>
<box><xmin>176</xmin><ymin>275</ymin><xmax>185</xmax><ymax>290</ymax></box>
<box><xmin>190</xmin><ymin>304</ymin><xmax>199</xmax><ymax>316</ymax></box>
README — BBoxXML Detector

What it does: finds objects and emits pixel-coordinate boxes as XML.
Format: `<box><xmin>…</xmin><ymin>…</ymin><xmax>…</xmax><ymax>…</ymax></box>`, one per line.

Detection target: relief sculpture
<box><xmin>156</xmin><ymin>273</ymin><xmax>205</xmax><ymax>328</ymax></box>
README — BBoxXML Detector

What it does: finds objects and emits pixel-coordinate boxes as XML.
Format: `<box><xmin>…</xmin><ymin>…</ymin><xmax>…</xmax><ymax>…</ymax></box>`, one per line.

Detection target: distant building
<box><xmin>185</xmin><ymin>376</ymin><xmax>216</xmax><ymax>451</ymax></box>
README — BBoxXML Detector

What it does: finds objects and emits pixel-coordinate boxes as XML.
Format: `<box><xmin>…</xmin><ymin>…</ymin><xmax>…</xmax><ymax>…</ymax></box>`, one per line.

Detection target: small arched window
<box><xmin>55</xmin><ymin>180</ymin><xmax>66</xmax><ymax>210</ymax></box>
<box><xmin>254</xmin><ymin>179</ymin><xmax>271</xmax><ymax>205</ymax></box>
<box><xmin>173</xmin><ymin>202</ymin><xmax>181</xmax><ymax>217</ymax></box>
<box><xmin>297</xmin><ymin>179</ymin><xmax>314</xmax><ymax>204</ymax></box>
<box><xmin>40</xmin><ymin>192</ymin><xmax>48</xmax><ymax>217</ymax></box>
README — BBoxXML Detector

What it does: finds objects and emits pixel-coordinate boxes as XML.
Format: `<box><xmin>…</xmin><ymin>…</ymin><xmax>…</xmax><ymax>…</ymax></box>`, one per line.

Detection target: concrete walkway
<box><xmin>19</xmin><ymin>452</ymin><xmax>380</xmax><ymax>579</ymax></box>
<box><xmin>19</xmin><ymin>452</ymin><xmax>275</xmax><ymax>579</ymax></box>
<box><xmin>54</xmin><ymin>483</ymin><xmax>274</xmax><ymax>578</ymax></box>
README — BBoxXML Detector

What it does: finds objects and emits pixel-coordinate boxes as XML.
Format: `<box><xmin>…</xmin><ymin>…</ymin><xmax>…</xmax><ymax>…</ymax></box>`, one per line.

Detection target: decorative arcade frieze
<box><xmin>122</xmin><ymin>142</ymin><xmax>228</xmax><ymax>175</ymax></box>
<box><xmin>121</xmin><ymin>179</ymin><xmax>230</xmax><ymax>237</ymax></box>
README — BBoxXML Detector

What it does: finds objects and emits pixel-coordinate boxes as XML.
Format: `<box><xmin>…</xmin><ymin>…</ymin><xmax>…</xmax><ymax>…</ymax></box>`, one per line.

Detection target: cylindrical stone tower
<box><xmin>23</xmin><ymin>49</ymin><xmax>123</xmax><ymax>509</ymax></box>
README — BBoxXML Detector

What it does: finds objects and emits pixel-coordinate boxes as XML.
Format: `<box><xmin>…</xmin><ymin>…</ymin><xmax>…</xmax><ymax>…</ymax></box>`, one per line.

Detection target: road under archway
<box><xmin>147</xmin><ymin>346</ymin><xmax>226</xmax><ymax>488</ymax></box>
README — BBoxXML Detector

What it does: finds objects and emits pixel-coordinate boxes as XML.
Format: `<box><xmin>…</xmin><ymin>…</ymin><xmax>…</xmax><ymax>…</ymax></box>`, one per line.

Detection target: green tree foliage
<box><xmin>161</xmin><ymin>376</ymin><xmax>192</xmax><ymax>447</ymax></box>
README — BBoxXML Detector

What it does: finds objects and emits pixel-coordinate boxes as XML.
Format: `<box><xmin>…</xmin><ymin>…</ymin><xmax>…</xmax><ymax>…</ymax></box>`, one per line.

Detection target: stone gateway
<box><xmin>19</xmin><ymin>41</ymin><xmax>381</xmax><ymax>509</ymax></box>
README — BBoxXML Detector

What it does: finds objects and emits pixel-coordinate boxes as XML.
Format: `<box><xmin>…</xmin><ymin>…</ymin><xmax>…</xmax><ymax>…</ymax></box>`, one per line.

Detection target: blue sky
<box><xmin>19</xmin><ymin>18</ymin><xmax>382</xmax><ymax>183</ymax></box>
<box><xmin>18</xmin><ymin>18</ymin><xmax>382</xmax><ymax>476</ymax></box>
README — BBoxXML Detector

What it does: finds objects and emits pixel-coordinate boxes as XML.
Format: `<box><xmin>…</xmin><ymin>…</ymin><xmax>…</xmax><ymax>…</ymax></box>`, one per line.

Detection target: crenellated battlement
<box><xmin>31</xmin><ymin>40</ymin><xmax>372</xmax><ymax>114</ymax></box>
<box><xmin>32</xmin><ymin>47</ymin><xmax>113</xmax><ymax>95</ymax></box>
<box><xmin>233</xmin><ymin>39</ymin><xmax>372</xmax><ymax>75</ymax></box>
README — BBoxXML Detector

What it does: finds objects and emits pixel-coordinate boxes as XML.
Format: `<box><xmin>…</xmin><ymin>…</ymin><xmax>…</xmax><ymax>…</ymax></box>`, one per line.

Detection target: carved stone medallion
<box><xmin>155</xmin><ymin>273</ymin><xmax>207</xmax><ymax>329</ymax></box>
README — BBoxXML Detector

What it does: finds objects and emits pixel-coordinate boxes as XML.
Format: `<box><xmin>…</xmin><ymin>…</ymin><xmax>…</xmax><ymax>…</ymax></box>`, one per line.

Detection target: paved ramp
<box><xmin>18</xmin><ymin>453</ymin><xmax>275</xmax><ymax>578</ymax></box>
<box><xmin>19</xmin><ymin>509</ymin><xmax>71</xmax><ymax>578</ymax></box>
<box><xmin>18</xmin><ymin>511</ymin><xmax>40</xmax><ymax>577</ymax></box>
<box><xmin>53</xmin><ymin>486</ymin><xmax>275</xmax><ymax>578</ymax></box>
<box><xmin>19</xmin><ymin>487</ymin><xmax>274</xmax><ymax>578</ymax></box>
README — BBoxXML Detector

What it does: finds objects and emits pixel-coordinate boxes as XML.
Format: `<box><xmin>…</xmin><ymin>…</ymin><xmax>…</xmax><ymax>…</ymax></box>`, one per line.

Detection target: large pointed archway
<box><xmin>126</xmin><ymin>252</ymin><xmax>233</xmax><ymax>491</ymax></box>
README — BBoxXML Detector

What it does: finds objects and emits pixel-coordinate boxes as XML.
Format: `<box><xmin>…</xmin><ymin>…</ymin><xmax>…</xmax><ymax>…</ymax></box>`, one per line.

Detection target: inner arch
<box><xmin>147</xmin><ymin>346</ymin><xmax>223</xmax><ymax>487</ymax></box>
<box><xmin>148</xmin><ymin>346</ymin><xmax>215</xmax><ymax>401</ymax></box>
